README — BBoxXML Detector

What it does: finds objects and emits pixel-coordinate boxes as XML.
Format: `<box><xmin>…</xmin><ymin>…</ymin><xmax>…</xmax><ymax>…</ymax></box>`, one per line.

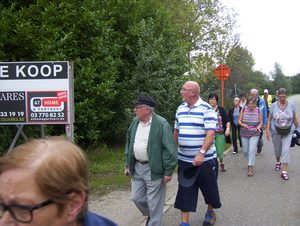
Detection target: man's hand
<box><xmin>163</xmin><ymin>176</ymin><xmax>172</xmax><ymax>184</ymax></box>
<box><xmin>263</xmin><ymin>125</ymin><xmax>267</xmax><ymax>130</ymax></box>
<box><xmin>193</xmin><ymin>152</ymin><xmax>204</xmax><ymax>166</ymax></box>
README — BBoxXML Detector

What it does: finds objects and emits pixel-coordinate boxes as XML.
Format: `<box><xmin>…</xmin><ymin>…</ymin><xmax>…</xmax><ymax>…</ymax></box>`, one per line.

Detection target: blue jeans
<box><xmin>241</xmin><ymin>136</ymin><xmax>259</xmax><ymax>166</ymax></box>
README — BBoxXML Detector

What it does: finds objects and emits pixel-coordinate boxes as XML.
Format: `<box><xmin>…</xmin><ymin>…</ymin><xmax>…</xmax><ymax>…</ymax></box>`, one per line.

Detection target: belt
<box><xmin>135</xmin><ymin>159</ymin><xmax>148</xmax><ymax>165</ymax></box>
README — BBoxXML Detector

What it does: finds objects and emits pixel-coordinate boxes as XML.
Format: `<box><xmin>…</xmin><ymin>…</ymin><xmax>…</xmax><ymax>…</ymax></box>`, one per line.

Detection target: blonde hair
<box><xmin>0</xmin><ymin>136</ymin><xmax>89</xmax><ymax>219</ymax></box>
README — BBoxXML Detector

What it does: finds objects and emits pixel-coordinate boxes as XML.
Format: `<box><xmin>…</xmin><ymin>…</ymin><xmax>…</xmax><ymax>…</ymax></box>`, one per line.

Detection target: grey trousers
<box><xmin>271</xmin><ymin>133</ymin><xmax>293</xmax><ymax>163</ymax></box>
<box><xmin>131</xmin><ymin>162</ymin><xmax>166</xmax><ymax>226</ymax></box>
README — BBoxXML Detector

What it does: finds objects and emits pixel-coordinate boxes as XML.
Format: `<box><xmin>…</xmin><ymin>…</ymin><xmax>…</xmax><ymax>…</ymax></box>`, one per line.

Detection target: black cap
<box><xmin>178</xmin><ymin>164</ymin><xmax>201</xmax><ymax>187</ymax></box>
<box><xmin>131</xmin><ymin>94</ymin><xmax>156</xmax><ymax>107</ymax></box>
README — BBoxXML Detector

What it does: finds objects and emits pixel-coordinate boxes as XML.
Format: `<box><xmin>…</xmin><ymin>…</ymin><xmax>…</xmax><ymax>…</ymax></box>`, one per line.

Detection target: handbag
<box><xmin>275</xmin><ymin>126</ymin><xmax>292</xmax><ymax>135</ymax></box>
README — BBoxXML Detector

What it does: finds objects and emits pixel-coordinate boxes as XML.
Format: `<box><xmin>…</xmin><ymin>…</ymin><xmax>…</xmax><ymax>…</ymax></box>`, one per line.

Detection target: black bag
<box><xmin>275</xmin><ymin>126</ymin><xmax>291</xmax><ymax>135</ymax></box>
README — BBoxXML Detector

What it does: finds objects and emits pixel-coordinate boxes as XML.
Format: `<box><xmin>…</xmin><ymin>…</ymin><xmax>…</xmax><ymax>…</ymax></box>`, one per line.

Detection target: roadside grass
<box><xmin>87</xmin><ymin>145</ymin><xmax>131</xmax><ymax>196</ymax></box>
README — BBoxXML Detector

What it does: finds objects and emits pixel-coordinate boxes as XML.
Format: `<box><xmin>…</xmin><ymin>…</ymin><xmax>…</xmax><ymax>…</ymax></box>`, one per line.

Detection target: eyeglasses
<box><xmin>134</xmin><ymin>106</ymin><xmax>147</xmax><ymax>110</ymax></box>
<box><xmin>181</xmin><ymin>88</ymin><xmax>193</xmax><ymax>92</ymax></box>
<box><xmin>0</xmin><ymin>199</ymin><xmax>54</xmax><ymax>223</ymax></box>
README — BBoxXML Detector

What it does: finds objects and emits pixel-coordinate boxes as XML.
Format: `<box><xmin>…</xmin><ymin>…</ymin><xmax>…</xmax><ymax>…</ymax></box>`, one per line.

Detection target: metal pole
<box><xmin>7</xmin><ymin>124</ymin><xmax>24</xmax><ymax>153</ymax></box>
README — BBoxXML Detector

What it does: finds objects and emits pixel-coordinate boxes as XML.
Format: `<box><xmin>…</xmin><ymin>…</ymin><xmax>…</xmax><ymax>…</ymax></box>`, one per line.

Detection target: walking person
<box><xmin>208</xmin><ymin>93</ymin><xmax>231</xmax><ymax>170</ymax></box>
<box><xmin>174</xmin><ymin>81</ymin><xmax>221</xmax><ymax>226</ymax></box>
<box><xmin>228</xmin><ymin>97</ymin><xmax>242</xmax><ymax>154</ymax></box>
<box><xmin>261</xmin><ymin>89</ymin><xmax>272</xmax><ymax>114</ymax></box>
<box><xmin>266</xmin><ymin>88</ymin><xmax>300</xmax><ymax>180</ymax></box>
<box><xmin>240</xmin><ymin>92</ymin><xmax>247</xmax><ymax>108</ymax></box>
<box><xmin>250</xmin><ymin>89</ymin><xmax>267</xmax><ymax>153</ymax></box>
<box><xmin>238</xmin><ymin>97</ymin><xmax>263</xmax><ymax>176</ymax></box>
<box><xmin>124</xmin><ymin>94</ymin><xmax>178</xmax><ymax>226</ymax></box>
<box><xmin>272</xmin><ymin>90</ymin><xmax>279</xmax><ymax>103</ymax></box>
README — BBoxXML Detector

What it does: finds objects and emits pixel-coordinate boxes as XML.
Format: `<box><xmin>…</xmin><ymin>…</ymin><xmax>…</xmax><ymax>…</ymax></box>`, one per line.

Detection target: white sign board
<box><xmin>0</xmin><ymin>61</ymin><xmax>73</xmax><ymax>125</ymax></box>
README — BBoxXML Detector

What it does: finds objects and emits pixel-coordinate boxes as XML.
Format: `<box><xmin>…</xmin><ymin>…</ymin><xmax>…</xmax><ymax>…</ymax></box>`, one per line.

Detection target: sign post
<box><xmin>214</xmin><ymin>64</ymin><xmax>230</xmax><ymax>107</ymax></box>
<box><xmin>0</xmin><ymin>61</ymin><xmax>74</xmax><ymax>151</ymax></box>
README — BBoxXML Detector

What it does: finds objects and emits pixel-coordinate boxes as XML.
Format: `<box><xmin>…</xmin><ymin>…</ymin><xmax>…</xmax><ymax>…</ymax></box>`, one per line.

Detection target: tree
<box><xmin>225</xmin><ymin>45</ymin><xmax>255</xmax><ymax>92</ymax></box>
<box><xmin>0</xmin><ymin>0</ymin><xmax>188</xmax><ymax>148</ymax></box>
<box><xmin>291</xmin><ymin>73</ymin><xmax>300</xmax><ymax>94</ymax></box>
<box><xmin>270</xmin><ymin>62</ymin><xmax>292</xmax><ymax>94</ymax></box>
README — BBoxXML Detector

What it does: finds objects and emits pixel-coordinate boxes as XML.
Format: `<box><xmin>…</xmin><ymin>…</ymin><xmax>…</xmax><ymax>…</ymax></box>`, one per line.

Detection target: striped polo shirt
<box><xmin>174</xmin><ymin>98</ymin><xmax>217</xmax><ymax>163</ymax></box>
<box><xmin>240</xmin><ymin>106</ymin><xmax>260</xmax><ymax>138</ymax></box>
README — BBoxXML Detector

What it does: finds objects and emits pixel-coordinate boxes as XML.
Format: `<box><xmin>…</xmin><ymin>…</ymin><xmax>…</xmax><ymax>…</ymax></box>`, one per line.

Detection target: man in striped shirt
<box><xmin>174</xmin><ymin>81</ymin><xmax>222</xmax><ymax>226</ymax></box>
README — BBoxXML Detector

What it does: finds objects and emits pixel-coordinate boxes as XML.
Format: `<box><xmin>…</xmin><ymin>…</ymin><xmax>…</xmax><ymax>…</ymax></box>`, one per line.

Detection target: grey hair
<box><xmin>234</xmin><ymin>97</ymin><xmax>240</xmax><ymax>102</ymax></box>
<box><xmin>250</xmin><ymin>89</ymin><xmax>259</xmax><ymax>96</ymax></box>
<box><xmin>278</xmin><ymin>88</ymin><xmax>287</xmax><ymax>95</ymax></box>
<box><xmin>149</xmin><ymin>106</ymin><xmax>154</xmax><ymax>113</ymax></box>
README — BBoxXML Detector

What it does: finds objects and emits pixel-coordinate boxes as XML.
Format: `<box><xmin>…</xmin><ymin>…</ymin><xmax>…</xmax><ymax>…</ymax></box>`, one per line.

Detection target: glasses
<box><xmin>0</xmin><ymin>199</ymin><xmax>54</xmax><ymax>223</ymax></box>
<box><xmin>134</xmin><ymin>106</ymin><xmax>147</xmax><ymax>110</ymax></box>
<box><xmin>181</xmin><ymin>88</ymin><xmax>193</xmax><ymax>92</ymax></box>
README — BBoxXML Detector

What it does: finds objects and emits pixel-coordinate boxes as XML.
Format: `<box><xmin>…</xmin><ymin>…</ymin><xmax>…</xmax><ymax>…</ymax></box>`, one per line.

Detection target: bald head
<box><xmin>181</xmin><ymin>81</ymin><xmax>200</xmax><ymax>107</ymax></box>
<box><xmin>185</xmin><ymin>81</ymin><xmax>200</xmax><ymax>96</ymax></box>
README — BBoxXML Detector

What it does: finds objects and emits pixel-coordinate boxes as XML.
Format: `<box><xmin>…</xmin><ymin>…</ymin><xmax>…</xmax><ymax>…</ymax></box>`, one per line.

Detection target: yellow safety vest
<box><xmin>261</xmin><ymin>94</ymin><xmax>272</xmax><ymax>108</ymax></box>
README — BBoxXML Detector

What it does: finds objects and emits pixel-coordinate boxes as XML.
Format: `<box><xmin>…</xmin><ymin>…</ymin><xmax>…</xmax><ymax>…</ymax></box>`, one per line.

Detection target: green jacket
<box><xmin>124</xmin><ymin>112</ymin><xmax>178</xmax><ymax>181</ymax></box>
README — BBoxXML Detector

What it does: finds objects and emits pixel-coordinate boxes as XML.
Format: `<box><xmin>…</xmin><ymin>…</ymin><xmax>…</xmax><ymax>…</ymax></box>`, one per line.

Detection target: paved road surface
<box><xmin>90</xmin><ymin>95</ymin><xmax>300</xmax><ymax>226</ymax></box>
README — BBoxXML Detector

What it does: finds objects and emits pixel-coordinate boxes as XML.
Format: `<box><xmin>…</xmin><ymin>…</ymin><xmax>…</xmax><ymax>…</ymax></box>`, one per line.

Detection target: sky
<box><xmin>223</xmin><ymin>0</ymin><xmax>300</xmax><ymax>77</ymax></box>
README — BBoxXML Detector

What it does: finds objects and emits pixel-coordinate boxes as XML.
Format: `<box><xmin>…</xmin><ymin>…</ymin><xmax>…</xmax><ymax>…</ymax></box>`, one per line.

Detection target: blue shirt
<box><xmin>233</xmin><ymin>109</ymin><xmax>240</xmax><ymax>126</ymax></box>
<box><xmin>82</xmin><ymin>211</ymin><xmax>118</xmax><ymax>226</ymax></box>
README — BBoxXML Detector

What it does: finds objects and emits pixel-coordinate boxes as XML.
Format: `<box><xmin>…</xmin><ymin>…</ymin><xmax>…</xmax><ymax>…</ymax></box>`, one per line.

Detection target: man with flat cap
<box><xmin>124</xmin><ymin>94</ymin><xmax>178</xmax><ymax>226</ymax></box>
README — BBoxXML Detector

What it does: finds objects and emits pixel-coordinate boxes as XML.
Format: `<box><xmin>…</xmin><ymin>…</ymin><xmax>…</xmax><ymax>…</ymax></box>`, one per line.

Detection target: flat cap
<box><xmin>131</xmin><ymin>94</ymin><xmax>156</xmax><ymax>107</ymax></box>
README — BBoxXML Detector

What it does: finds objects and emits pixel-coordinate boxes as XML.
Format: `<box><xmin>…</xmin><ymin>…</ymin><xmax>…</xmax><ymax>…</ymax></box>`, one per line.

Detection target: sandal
<box><xmin>203</xmin><ymin>212</ymin><xmax>216</xmax><ymax>225</ymax></box>
<box><xmin>248</xmin><ymin>169</ymin><xmax>254</xmax><ymax>177</ymax></box>
<box><xmin>281</xmin><ymin>172</ymin><xmax>289</xmax><ymax>180</ymax></box>
<box><xmin>275</xmin><ymin>163</ymin><xmax>281</xmax><ymax>171</ymax></box>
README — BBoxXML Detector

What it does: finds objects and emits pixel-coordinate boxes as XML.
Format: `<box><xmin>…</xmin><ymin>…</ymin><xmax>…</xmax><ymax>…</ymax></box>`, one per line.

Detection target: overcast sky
<box><xmin>223</xmin><ymin>0</ymin><xmax>300</xmax><ymax>77</ymax></box>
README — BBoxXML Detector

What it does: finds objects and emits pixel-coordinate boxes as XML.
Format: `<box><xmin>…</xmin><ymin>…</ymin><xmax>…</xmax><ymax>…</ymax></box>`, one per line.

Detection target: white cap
<box><xmin>264</xmin><ymin>89</ymin><xmax>268</xmax><ymax>93</ymax></box>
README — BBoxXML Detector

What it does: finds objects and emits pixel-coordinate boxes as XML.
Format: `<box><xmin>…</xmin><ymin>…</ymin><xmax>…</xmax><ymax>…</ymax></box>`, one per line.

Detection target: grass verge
<box><xmin>87</xmin><ymin>145</ymin><xmax>131</xmax><ymax>196</ymax></box>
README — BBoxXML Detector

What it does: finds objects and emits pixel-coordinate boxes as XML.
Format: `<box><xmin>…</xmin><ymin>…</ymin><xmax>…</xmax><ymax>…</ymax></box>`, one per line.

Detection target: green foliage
<box><xmin>0</xmin><ymin>0</ymin><xmax>188</xmax><ymax>148</ymax></box>
<box><xmin>87</xmin><ymin>145</ymin><xmax>131</xmax><ymax>195</ymax></box>
<box><xmin>270</xmin><ymin>62</ymin><xmax>292</xmax><ymax>94</ymax></box>
<box><xmin>291</xmin><ymin>73</ymin><xmax>300</xmax><ymax>94</ymax></box>
<box><xmin>225</xmin><ymin>45</ymin><xmax>272</xmax><ymax>96</ymax></box>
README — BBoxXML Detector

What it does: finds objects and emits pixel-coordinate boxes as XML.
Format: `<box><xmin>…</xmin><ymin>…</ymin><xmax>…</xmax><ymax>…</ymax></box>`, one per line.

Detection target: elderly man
<box><xmin>174</xmin><ymin>81</ymin><xmax>221</xmax><ymax>226</ymax></box>
<box><xmin>261</xmin><ymin>89</ymin><xmax>272</xmax><ymax>113</ymax></box>
<box><xmin>250</xmin><ymin>89</ymin><xmax>268</xmax><ymax>153</ymax></box>
<box><xmin>124</xmin><ymin>94</ymin><xmax>177</xmax><ymax>226</ymax></box>
<box><xmin>0</xmin><ymin>136</ymin><xmax>117</xmax><ymax>226</ymax></box>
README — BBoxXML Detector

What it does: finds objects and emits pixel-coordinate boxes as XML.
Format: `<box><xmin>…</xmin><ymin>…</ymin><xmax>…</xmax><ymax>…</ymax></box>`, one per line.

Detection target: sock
<box><xmin>205</xmin><ymin>210</ymin><xmax>214</xmax><ymax>221</ymax></box>
<box><xmin>277</xmin><ymin>162</ymin><xmax>281</xmax><ymax>164</ymax></box>
<box><xmin>180</xmin><ymin>222</ymin><xmax>189</xmax><ymax>226</ymax></box>
<box><xmin>282</xmin><ymin>171</ymin><xmax>287</xmax><ymax>174</ymax></box>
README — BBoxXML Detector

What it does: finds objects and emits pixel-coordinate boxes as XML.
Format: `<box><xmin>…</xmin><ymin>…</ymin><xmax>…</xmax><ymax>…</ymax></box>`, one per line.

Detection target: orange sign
<box><xmin>215</xmin><ymin>65</ymin><xmax>230</xmax><ymax>81</ymax></box>
<box><xmin>214</xmin><ymin>65</ymin><xmax>230</xmax><ymax>107</ymax></box>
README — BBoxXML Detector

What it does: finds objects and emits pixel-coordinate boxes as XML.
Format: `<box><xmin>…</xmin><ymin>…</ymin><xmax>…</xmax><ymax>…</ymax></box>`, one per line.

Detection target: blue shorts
<box><xmin>175</xmin><ymin>158</ymin><xmax>222</xmax><ymax>212</ymax></box>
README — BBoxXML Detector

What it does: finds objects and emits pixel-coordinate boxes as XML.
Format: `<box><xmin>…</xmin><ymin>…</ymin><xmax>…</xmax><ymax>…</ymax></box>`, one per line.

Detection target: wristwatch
<box><xmin>199</xmin><ymin>149</ymin><xmax>206</xmax><ymax>154</ymax></box>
